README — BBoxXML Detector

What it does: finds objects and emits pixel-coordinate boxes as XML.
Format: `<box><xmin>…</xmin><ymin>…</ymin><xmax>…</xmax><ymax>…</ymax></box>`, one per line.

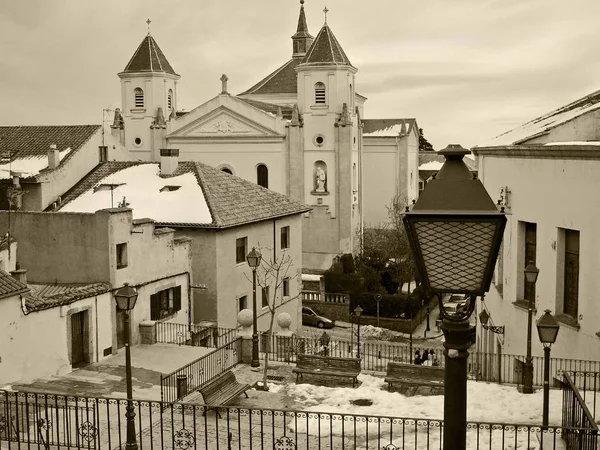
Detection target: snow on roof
<box><xmin>544</xmin><ymin>141</ymin><xmax>600</xmax><ymax>146</ymax></box>
<box><xmin>363</xmin><ymin>124</ymin><xmax>404</xmax><ymax>137</ymax></box>
<box><xmin>418</xmin><ymin>161</ymin><xmax>443</xmax><ymax>171</ymax></box>
<box><xmin>60</xmin><ymin>164</ymin><xmax>212</xmax><ymax>223</ymax></box>
<box><xmin>480</xmin><ymin>90</ymin><xmax>600</xmax><ymax>147</ymax></box>
<box><xmin>301</xmin><ymin>274</ymin><xmax>322</xmax><ymax>282</ymax></box>
<box><xmin>0</xmin><ymin>148</ymin><xmax>71</xmax><ymax>179</ymax></box>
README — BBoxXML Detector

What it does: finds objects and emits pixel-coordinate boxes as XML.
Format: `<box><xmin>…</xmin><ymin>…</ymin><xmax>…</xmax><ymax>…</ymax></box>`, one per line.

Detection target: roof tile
<box><xmin>121</xmin><ymin>35</ymin><xmax>178</xmax><ymax>76</ymax></box>
<box><xmin>300</xmin><ymin>24</ymin><xmax>352</xmax><ymax>67</ymax></box>
<box><xmin>25</xmin><ymin>282</ymin><xmax>111</xmax><ymax>312</ymax></box>
<box><xmin>0</xmin><ymin>269</ymin><xmax>28</xmax><ymax>300</ymax></box>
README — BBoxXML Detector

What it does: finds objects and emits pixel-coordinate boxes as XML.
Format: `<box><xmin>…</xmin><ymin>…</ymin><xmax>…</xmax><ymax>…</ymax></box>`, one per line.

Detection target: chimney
<box><xmin>48</xmin><ymin>144</ymin><xmax>60</xmax><ymax>170</ymax></box>
<box><xmin>10</xmin><ymin>268</ymin><xmax>27</xmax><ymax>285</ymax></box>
<box><xmin>160</xmin><ymin>149</ymin><xmax>179</xmax><ymax>175</ymax></box>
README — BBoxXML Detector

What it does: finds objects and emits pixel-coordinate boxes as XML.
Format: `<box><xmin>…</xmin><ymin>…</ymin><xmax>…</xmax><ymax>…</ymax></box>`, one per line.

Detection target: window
<box><xmin>134</xmin><ymin>88</ymin><xmax>144</xmax><ymax>108</ymax></box>
<box><xmin>262</xmin><ymin>286</ymin><xmax>270</xmax><ymax>308</ymax></box>
<box><xmin>99</xmin><ymin>146</ymin><xmax>108</xmax><ymax>162</ymax></box>
<box><xmin>222</xmin><ymin>168</ymin><xmax>232</xmax><ymax>174</ymax></box>
<box><xmin>238</xmin><ymin>295</ymin><xmax>247</xmax><ymax>312</ymax></box>
<box><xmin>150</xmin><ymin>286</ymin><xmax>182</xmax><ymax>319</ymax></box>
<box><xmin>116</xmin><ymin>243</ymin><xmax>128</xmax><ymax>269</ymax></box>
<box><xmin>236</xmin><ymin>237</ymin><xmax>247</xmax><ymax>264</ymax></box>
<box><xmin>257</xmin><ymin>164</ymin><xmax>268</xmax><ymax>188</ymax></box>
<box><xmin>418</xmin><ymin>180</ymin><xmax>425</xmax><ymax>193</ymax></box>
<box><xmin>168</xmin><ymin>89</ymin><xmax>173</xmax><ymax>111</ymax></box>
<box><xmin>523</xmin><ymin>222</ymin><xmax>537</xmax><ymax>304</ymax></box>
<box><xmin>562</xmin><ymin>229</ymin><xmax>579</xmax><ymax>319</ymax></box>
<box><xmin>494</xmin><ymin>242</ymin><xmax>504</xmax><ymax>295</ymax></box>
<box><xmin>283</xmin><ymin>278</ymin><xmax>290</xmax><ymax>297</ymax></box>
<box><xmin>315</xmin><ymin>82</ymin><xmax>326</xmax><ymax>104</ymax></box>
<box><xmin>281</xmin><ymin>226</ymin><xmax>290</xmax><ymax>249</ymax></box>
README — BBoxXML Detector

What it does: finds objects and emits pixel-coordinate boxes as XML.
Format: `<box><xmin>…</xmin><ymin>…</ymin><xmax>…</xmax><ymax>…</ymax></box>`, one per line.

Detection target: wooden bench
<box><xmin>198</xmin><ymin>370</ymin><xmax>251</xmax><ymax>416</ymax></box>
<box><xmin>292</xmin><ymin>354</ymin><xmax>361</xmax><ymax>387</ymax></box>
<box><xmin>385</xmin><ymin>362</ymin><xmax>445</xmax><ymax>396</ymax></box>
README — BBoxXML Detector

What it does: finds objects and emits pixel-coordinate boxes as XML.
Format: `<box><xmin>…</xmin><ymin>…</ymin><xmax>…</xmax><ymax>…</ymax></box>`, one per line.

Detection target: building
<box><xmin>0</xmin><ymin>125</ymin><xmax>129</xmax><ymax>212</ymax></box>
<box><xmin>56</xmin><ymin>155</ymin><xmax>310</xmax><ymax>330</ymax></box>
<box><xmin>110</xmin><ymin>2</ymin><xmax>419</xmax><ymax>269</ymax></box>
<box><xmin>0</xmin><ymin>208</ymin><xmax>192</xmax><ymax>385</ymax></box>
<box><xmin>472</xmin><ymin>87</ymin><xmax>600</xmax><ymax>366</ymax></box>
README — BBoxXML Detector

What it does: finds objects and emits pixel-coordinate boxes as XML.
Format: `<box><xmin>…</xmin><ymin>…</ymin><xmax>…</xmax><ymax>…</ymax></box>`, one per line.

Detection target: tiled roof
<box><xmin>236</xmin><ymin>98</ymin><xmax>294</xmax><ymax>120</ymax></box>
<box><xmin>58</xmin><ymin>161</ymin><xmax>311</xmax><ymax>228</ymax></box>
<box><xmin>239</xmin><ymin>59</ymin><xmax>301</xmax><ymax>96</ymax></box>
<box><xmin>0</xmin><ymin>125</ymin><xmax>101</xmax><ymax>173</ymax></box>
<box><xmin>480</xmin><ymin>89</ymin><xmax>600</xmax><ymax>146</ymax></box>
<box><xmin>362</xmin><ymin>119</ymin><xmax>416</xmax><ymax>137</ymax></box>
<box><xmin>121</xmin><ymin>35</ymin><xmax>178</xmax><ymax>76</ymax></box>
<box><xmin>300</xmin><ymin>24</ymin><xmax>352</xmax><ymax>67</ymax></box>
<box><xmin>0</xmin><ymin>269</ymin><xmax>28</xmax><ymax>300</ymax></box>
<box><xmin>24</xmin><ymin>282</ymin><xmax>111</xmax><ymax>312</ymax></box>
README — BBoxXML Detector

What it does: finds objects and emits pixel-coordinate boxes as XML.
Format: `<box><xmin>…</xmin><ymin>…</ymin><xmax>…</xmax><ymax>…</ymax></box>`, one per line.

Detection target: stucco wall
<box><xmin>475</xmin><ymin>153</ymin><xmax>600</xmax><ymax>362</ymax></box>
<box><xmin>302</xmin><ymin>206</ymin><xmax>339</xmax><ymax>270</ymax></box>
<box><xmin>362</xmin><ymin>139</ymin><xmax>399</xmax><ymax>226</ymax></box>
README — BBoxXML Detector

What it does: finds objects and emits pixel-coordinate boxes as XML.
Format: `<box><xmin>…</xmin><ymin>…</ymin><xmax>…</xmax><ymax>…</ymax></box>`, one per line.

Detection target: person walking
<box><xmin>413</xmin><ymin>350</ymin><xmax>422</xmax><ymax>365</ymax></box>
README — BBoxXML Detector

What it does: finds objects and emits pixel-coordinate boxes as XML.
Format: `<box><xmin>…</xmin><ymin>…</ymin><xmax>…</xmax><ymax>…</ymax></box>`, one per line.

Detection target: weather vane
<box><xmin>146</xmin><ymin>19</ymin><xmax>151</xmax><ymax>34</ymax></box>
<box><xmin>323</xmin><ymin>6</ymin><xmax>329</xmax><ymax>23</ymax></box>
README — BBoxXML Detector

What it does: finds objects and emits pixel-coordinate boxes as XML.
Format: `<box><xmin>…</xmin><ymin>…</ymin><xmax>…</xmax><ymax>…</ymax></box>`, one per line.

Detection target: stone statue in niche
<box><xmin>315</xmin><ymin>165</ymin><xmax>327</xmax><ymax>193</ymax></box>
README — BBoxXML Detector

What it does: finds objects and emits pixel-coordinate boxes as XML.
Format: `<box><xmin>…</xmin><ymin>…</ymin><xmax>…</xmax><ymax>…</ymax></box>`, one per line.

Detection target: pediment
<box><xmin>169</xmin><ymin>105</ymin><xmax>281</xmax><ymax>139</ymax></box>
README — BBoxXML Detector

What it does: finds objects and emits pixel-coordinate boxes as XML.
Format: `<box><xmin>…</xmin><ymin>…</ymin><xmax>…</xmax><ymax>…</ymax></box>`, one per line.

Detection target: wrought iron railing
<box><xmin>160</xmin><ymin>338</ymin><xmax>242</xmax><ymax>403</ymax></box>
<box><xmin>561</xmin><ymin>372</ymin><xmax>599</xmax><ymax>450</ymax></box>
<box><xmin>0</xmin><ymin>389</ymin><xmax>593</xmax><ymax>450</ymax></box>
<box><xmin>562</xmin><ymin>371</ymin><xmax>600</xmax><ymax>421</ymax></box>
<box><xmin>156</xmin><ymin>322</ymin><xmax>237</xmax><ymax>348</ymax></box>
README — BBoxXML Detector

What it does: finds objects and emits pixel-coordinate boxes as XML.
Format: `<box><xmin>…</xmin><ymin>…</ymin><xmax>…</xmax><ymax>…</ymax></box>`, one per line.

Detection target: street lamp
<box><xmin>523</xmin><ymin>262</ymin><xmax>540</xmax><ymax>394</ymax></box>
<box><xmin>354</xmin><ymin>305</ymin><xmax>363</xmax><ymax>358</ymax></box>
<box><xmin>479</xmin><ymin>309</ymin><xmax>505</xmax><ymax>334</ymax></box>
<box><xmin>374</xmin><ymin>294</ymin><xmax>382</xmax><ymax>327</ymax></box>
<box><xmin>403</xmin><ymin>144</ymin><xmax>506</xmax><ymax>450</ymax></box>
<box><xmin>536</xmin><ymin>310</ymin><xmax>560</xmax><ymax>428</ymax></box>
<box><xmin>246</xmin><ymin>247</ymin><xmax>262</xmax><ymax>368</ymax></box>
<box><xmin>114</xmin><ymin>283</ymin><xmax>139</xmax><ymax>450</ymax></box>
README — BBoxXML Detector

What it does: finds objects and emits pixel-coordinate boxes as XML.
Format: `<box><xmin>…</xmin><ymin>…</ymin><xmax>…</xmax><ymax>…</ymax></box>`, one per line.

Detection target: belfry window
<box><xmin>315</xmin><ymin>82</ymin><xmax>326</xmax><ymax>104</ymax></box>
<box><xmin>257</xmin><ymin>164</ymin><xmax>268</xmax><ymax>188</ymax></box>
<box><xmin>134</xmin><ymin>88</ymin><xmax>144</xmax><ymax>108</ymax></box>
<box><xmin>168</xmin><ymin>89</ymin><xmax>173</xmax><ymax>111</ymax></box>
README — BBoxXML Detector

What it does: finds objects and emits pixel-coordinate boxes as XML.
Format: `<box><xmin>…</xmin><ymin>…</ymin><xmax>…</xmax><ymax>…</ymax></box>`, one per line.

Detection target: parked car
<box><xmin>302</xmin><ymin>307</ymin><xmax>334</xmax><ymax>329</ymax></box>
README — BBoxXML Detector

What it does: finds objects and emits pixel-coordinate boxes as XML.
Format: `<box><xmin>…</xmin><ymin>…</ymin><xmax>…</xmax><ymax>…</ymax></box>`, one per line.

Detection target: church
<box><xmin>110</xmin><ymin>1</ymin><xmax>420</xmax><ymax>271</ymax></box>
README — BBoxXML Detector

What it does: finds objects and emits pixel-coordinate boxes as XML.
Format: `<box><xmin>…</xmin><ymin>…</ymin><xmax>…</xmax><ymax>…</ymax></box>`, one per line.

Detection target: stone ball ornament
<box><xmin>277</xmin><ymin>312</ymin><xmax>292</xmax><ymax>329</ymax></box>
<box><xmin>237</xmin><ymin>309</ymin><xmax>253</xmax><ymax>327</ymax></box>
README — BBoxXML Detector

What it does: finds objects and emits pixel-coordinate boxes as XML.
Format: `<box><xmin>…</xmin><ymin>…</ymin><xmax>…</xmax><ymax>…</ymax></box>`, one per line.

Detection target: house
<box><xmin>472</xmin><ymin>86</ymin><xmax>600</xmax><ymax>364</ymax></box>
<box><xmin>107</xmin><ymin>2</ymin><xmax>420</xmax><ymax>269</ymax></box>
<box><xmin>0</xmin><ymin>125</ymin><xmax>130</xmax><ymax>212</ymax></box>
<box><xmin>0</xmin><ymin>208</ymin><xmax>192</xmax><ymax>385</ymax></box>
<box><xmin>55</xmin><ymin>154</ymin><xmax>311</xmax><ymax>331</ymax></box>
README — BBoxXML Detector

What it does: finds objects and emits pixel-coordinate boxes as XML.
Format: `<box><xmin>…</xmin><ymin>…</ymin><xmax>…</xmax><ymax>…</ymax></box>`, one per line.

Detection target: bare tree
<box><xmin>249</xmin><ymin>246</ymin><xmax>299</xmax><ymax>391</ymax></box>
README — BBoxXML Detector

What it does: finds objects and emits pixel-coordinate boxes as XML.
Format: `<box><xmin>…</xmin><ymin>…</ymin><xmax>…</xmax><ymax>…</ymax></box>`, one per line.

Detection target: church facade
<box><xmin>111</xmin><ymin>2</ymin><xmax>419</xmax><ymax>270</ymax></box>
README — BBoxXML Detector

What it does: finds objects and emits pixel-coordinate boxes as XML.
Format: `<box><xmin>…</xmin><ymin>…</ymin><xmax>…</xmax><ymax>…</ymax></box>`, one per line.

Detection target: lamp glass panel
<box><xmin>414</xmin><ymin>220</ymin><xmax>496</xmax><ymax>292</ymax></box>
<box><xmin>537</xmin><ymin>326</ymin><xmax>559</xmax><ymax>344</ymax></box>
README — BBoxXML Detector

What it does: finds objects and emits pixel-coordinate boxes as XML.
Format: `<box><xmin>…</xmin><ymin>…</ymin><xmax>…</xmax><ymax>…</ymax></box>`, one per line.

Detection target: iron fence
<box><xmin>0</xmin><ymin>389</ymin><xmax>593</xmax><ymax>450</ymax></box>
<box><xmin>561</xmin><ymin>372</ymin><xmax>598</xmax><ymax>450</ymax></box>
<box><xmin>156</xmin><ymin>322</ymin><xmax>237</xmax><ymax>348</ymax></box>
<box><xmin>160</xmin><ymin>338</ymin><xmax>242</xmax><ymax>404</ymax></box>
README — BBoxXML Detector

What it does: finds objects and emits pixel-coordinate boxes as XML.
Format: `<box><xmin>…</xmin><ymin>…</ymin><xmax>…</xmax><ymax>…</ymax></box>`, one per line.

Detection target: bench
<box><xmin>198</xmin><ymin>370</ymin><xmax>251</xmax><ymax>416</ymax></box>
<box><xmin>292</xmin><ymin>354</ymin><xmax>361</xmax><ymax>387</ymax></box>
<box><xmin>385</xmin><ymin>362</ymin><xmax>445</xmax><ymax>396</ymax></box>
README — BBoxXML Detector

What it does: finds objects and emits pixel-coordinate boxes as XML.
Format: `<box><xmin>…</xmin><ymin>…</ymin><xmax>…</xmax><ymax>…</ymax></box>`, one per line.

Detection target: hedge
<box><xmin>349</xmin><ymin>292</ymin><xmax>422</xmax><ymax>318</ymax></box>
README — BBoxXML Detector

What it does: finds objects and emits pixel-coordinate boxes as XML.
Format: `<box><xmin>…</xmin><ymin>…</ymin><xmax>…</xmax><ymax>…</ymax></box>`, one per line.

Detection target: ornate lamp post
<box><xmin>114</xmin><ymin>283</ymin><xmax>139</xmax><ymax>450</ymax></box>
<box><xmin>479</xmin><ymin>309</ymin><xmax>505</xmax><ymax>334</ymax></box>
<box><xmin>354</xmin><ymin>305</ymin><xmax>363</xmax><ymax>358</ymax></box>
<box><xmin>523</xmin><ymin>262</ymin><xmax>540</xmax><ymax>394</ymax></box>
<box><xmin>246</xmin><ymin>247</ymin><xmax>262</xmax><ymax>368</ymax></box>
<box><xmin>536</xmin><ymin>310</ymin><xmax>560</xmax><ymax>427</ymax></box>
<box><xmin>403</xmin><ymin>144</ymin><xmax>506</xmax><ymax>450</ymax></box>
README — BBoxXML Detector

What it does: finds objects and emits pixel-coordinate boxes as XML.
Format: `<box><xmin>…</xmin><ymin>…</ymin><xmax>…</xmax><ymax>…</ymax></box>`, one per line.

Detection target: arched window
<box><xmin>168</xmin><ymin>89</ymin><xmax>173</xmax><ymax>111</ymax></box>
<box><xmin>257</xmin><ymin>164</ymin><xmax>268</xmax><ymax>188</ymax></box>
<box><xmin>217</xmin><ymin>163</ymin><xmax>235</xmax><ymax>175</ymax></box>
<box><xmin>315</xmin><ymin>82</ymin><xmax>326</xmax><ymax>104</ymax></box>
<box><xmin>222</xmin><ymin>168</ymin><xmax>232</xmax><ymax>175</ymax></box>
<box><xmin>134</xmin><ymin>88</ymin><xmax>144</xmax><ymax>108</ymax></box>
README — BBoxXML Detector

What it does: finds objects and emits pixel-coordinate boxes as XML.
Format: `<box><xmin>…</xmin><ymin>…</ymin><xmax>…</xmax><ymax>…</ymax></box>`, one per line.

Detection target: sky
<box><xmin>1</xmin><ymin>0</ymin><xmax>600</xmax><ymax>149</ymax></box>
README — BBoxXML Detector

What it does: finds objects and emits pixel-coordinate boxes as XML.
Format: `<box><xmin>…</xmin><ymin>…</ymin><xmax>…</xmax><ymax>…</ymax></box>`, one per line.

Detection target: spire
<box><xmin>120</xmin><ymin>33</ymin><xmax>179</xmax><ymax>76</ymax></box>
<box><xmin>300</xmin><ymin>22</ymin><xmax>353</xmax><ymax>67</ymax></box>
<box><xmin>292</xmin><ymin>0</ymin><xmax>314</xmax><ymax>58</ymax></box>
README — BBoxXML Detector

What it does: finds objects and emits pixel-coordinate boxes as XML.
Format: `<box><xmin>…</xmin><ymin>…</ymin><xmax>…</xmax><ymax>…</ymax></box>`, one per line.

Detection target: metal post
<box><xmin>375</xmin><ymin>294</ymin><xmax>382</xmax><ymax>328</ymax></box>
<box><xmin>409</xmin><ymin>311</ymin><xmax>413</xmax><ymax>361</ymax></box>
<box><xmin>251</xmin><ymin>268</ymin><xmax>260</xmax><ymax>368</ymax></box>
<box><xmin>523</xmin><ymin>295</ymin><xmax>534</xmax><ymax>394</ymax></box>
<box><xmin>441</xmin><ymin>319</ymin><xmax>473</xmax><ymax>450</ymax></box>
<box><xmin>350</xmin><ymin>312</ymin><xmax>354</xmax><ymax>356</ymax></box>
<box><xmin>357</xmin><ymin>315</ymin><xmax>361</xmax><ymax>359</ymax></box>
<box><xmin>426</xmin><ymin>297</ymin><xmax>431</xmax><ymax>332</ymax></box>
<box><xmin>542</xmin><ymin>346</ymin><xmax>551</xmax><ymax>427</ymax></box>
<box><xmin>124</xmin><ymin>310</ymin><xmax>138</xmax><ymax>450</ymax></box>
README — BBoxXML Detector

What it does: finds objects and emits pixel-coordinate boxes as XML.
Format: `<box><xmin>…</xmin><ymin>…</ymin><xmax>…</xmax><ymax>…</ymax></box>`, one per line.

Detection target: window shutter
<box><xmin>150</xmin><ymin>294</ymin><xmax>160</xmax><ymax>320</ymax></box>
<box><xmin>174</xmin><ymin>286</ymin><xmax>182</xmax><ymax>312</ymax></box>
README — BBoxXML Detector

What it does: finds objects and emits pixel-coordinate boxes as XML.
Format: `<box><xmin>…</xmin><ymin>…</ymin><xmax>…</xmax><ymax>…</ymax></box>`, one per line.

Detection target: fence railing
<box><xmin>156</xmin><ymin>322</ymin><xmax>237</xmax><ymax>348</ymax></box>
<box><xmin>0</xmin><ymin>389</ymin><xmax>593</xmax><ymax>450</ymax></box>
<box><xmin>160</xmin><ymin>337</ymin><xmax>242</xmax><ymax>404</ymax></box>
<box><xmin>561</xmin><ymin>372</ymin><xmax>599</xmax><ymax>450</ymax></box>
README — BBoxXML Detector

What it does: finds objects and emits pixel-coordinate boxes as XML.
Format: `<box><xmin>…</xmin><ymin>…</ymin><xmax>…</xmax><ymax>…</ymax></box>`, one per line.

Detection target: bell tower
<box><xmin>117</xmin><ymin>21</ymin><xmax>180</xmax><ymax>161</ymax></box>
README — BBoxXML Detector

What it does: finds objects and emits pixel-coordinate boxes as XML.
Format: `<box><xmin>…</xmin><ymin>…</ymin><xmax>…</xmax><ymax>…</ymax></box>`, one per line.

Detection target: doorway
<box><xmin>71</xmin><ymin>311</ymin><xmax>88</xmax><ymax>367</ymax></box>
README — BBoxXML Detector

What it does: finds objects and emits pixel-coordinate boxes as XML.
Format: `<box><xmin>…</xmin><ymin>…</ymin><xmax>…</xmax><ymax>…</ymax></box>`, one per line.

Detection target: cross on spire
<box><xmin>323</xmin><ymin>6</ymin><xmax>329</xmax><ymax>23</ymax></box>
<box><xmin>146</xmin><ymin>19</ymin><xmax>151</xmax><ymax>35</ymax></box>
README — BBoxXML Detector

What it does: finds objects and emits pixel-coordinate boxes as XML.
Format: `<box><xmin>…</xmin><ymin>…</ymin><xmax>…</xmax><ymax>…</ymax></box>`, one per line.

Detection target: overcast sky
<box><xmin>1</xmin><ymin>0</ymin><xmax>600</xmax><ymax>149</ymax></box>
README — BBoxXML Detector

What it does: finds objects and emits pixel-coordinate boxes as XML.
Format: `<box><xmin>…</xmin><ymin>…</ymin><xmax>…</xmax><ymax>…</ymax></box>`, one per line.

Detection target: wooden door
<box><xmin>71</xmin><ymin>312</ymin><xmax>85</xmax><ymax>366</ymax></box>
